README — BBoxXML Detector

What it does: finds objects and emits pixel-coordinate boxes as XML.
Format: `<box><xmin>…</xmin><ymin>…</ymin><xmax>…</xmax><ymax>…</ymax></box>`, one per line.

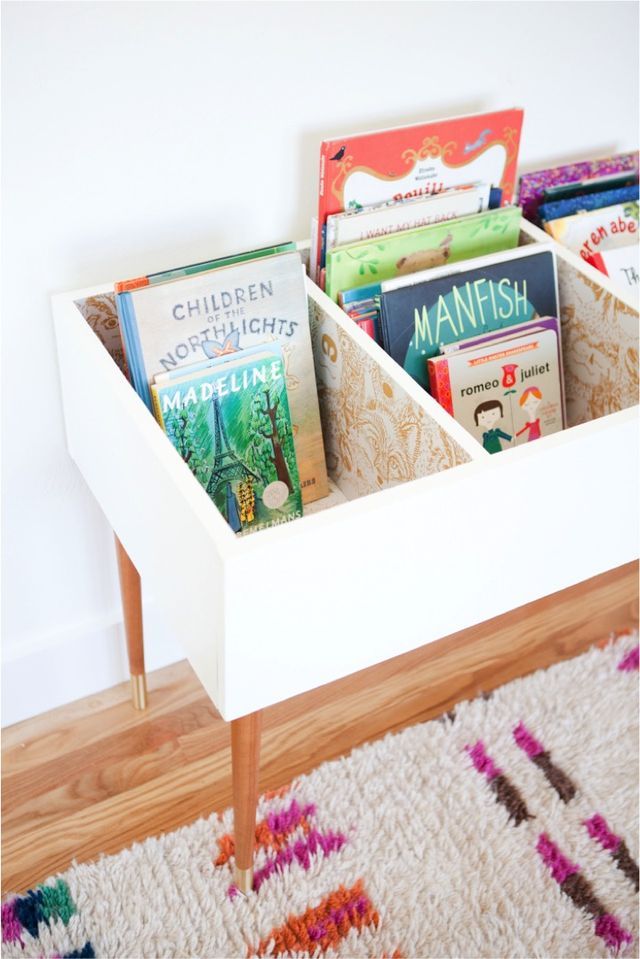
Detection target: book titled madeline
<box><xmin>151</xmin><ymin>344</ymin><xmax>302</xmax><ymax>535</ymax></box>
<box><xmin>378</xmin><ymin>244</ymin><xmax>559</xmax><ymax>392</ymax></box>
<box><xmin>115</xmin><ymin>250</ymin><xmax>328</xmax><ymax>505</ymax></box>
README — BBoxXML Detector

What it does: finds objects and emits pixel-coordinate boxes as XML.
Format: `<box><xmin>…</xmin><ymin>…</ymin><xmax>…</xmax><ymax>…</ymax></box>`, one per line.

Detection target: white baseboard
<box><xmin>1</xmin><ymin>603</ymin><xmax>183</xmax><ymax>728</ymax></box>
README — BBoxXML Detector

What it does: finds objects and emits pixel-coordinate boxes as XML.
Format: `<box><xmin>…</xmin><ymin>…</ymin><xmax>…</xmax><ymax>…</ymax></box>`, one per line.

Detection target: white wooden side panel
<box><xmin>223</xmin><ymin>409</ymin><xmax>638</xmax><ymax>719</ymax></box>
<box><xmin>52</xmin><ymin>293</ymin><xmax>234</xmax><ymax>712</ymax></box>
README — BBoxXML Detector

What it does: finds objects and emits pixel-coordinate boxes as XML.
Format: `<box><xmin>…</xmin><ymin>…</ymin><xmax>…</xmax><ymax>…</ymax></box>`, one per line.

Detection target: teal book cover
<box><xmin>115</xmin><ymin>249</ymin><xmax>328</xmax><ymax>505</ymax></box>
<box><xmin>325</xmin><ymin>206</ymin><xmax>522</xmax><ymax>301</ymax></box>
<box><xmin>151</xmin><ymin>345</ymin><xmax>303</xmax><ymax>535</ymax></box>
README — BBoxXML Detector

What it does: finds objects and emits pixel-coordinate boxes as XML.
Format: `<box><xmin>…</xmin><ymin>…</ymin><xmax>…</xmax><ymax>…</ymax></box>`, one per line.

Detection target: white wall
<box><xmin>2</xmin><ymin>1</ymin><xmax>638</xmax><ymax>727</ymax></box>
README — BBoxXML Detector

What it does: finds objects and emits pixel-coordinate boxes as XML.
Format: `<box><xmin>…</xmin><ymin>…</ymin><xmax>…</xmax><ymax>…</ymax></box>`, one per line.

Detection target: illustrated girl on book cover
<box><xmin>516</xmin><ymin>386</ymin><xmax>543</xmax><ymax>442</ymax></box>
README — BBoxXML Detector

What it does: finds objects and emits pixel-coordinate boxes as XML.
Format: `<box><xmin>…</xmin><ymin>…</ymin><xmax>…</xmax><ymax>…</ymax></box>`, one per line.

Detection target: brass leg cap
<box><xmin>234</xmin><ymin>866</ymin><xmax>253</xmax><ymax>894</ymax></box>
<box><xmin>131</xmin><ymin>674</ymin><xmax>148</xmax><ymax>710</ymax></box>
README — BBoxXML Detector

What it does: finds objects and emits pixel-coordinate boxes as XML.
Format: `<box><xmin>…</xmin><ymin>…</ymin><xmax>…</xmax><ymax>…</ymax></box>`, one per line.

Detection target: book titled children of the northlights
<box><xmin>151</xmin><ymin>344</ymin><xmax>303</xmax><ymax>535</ymax></box>
<box><xmin>115</xmin><ymin>250</ymin><xmax>328</xmax><ymax>504</ymax></box>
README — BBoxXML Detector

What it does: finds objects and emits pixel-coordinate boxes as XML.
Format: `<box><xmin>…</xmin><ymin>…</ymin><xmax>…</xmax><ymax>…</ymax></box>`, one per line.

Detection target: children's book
<box><xmin>115</xmin><ymin>250</ymin><xmax>328</xmax><ymax>504</ymax></box>
<box><xmin>151</xmin><ymin>344</ymin><xmax>303</xmax><ymax>535</ymax></box>
<box><xmin>376</xmin><ymin>242</ymin><xmax>557</xmax><ymax>391</ymax></box>
<box><xmin>325</xmin><ymin>183</ymin><xmax>490</xmax><ymax>252</ymax></box>
<box><xmin>539</xmin><ymin>184</ymin><xmax>639</xmax><ymax>223</ymax></box>
<box><xmin>518</xmin><ymin>152</ymin><xmax>639</xmax><ymax>224</ymax></box>
<box><xmin>543</xmin><ymin>201</ymin><xmax>639</xmax><ymax>261</ymax></box>
<box><xmin>114</xmin><ymin>241</ymin><xmax>296</xmax><ymax>293</ymax></box>
<box><xmin>428</xmin><ymin>320</ymin><xmax>564</xmax><ymax>453</ymax></box>
<box><xmin>585</xmin><ymin>244</ymin><xmax>639</xmax><ymax>305</ymax></box>
<box><xmin>325</xmin><ymin>205</ymin><xmax>522</xmax><ymax>302</ymax></box>
<box><xmin>541</xmin><ymin>171</ymin><xmax>638</xmax><ymax>205</ymax></box>
<box><xmin>314</xmin><ymin>108</ymin><xmax>524</xmax><ymax>282</ymax></box>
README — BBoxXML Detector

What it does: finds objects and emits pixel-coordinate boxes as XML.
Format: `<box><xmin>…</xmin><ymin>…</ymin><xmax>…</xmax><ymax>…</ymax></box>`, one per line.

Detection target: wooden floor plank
<box><xmin>2</xmin><ymin>561</ymin><xmax>637</xmax><ymax>896</ymax></box>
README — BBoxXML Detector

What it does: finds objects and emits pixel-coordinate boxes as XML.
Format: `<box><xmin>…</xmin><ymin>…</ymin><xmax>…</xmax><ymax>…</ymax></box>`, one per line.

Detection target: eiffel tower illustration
<box><xmin>206</xmin><ymin>395</ymin><xmax>259</xmax><ymax>502</ymax></box>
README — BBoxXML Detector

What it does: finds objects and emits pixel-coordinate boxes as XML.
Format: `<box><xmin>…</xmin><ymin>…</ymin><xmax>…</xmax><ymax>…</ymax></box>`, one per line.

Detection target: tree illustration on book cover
<box><xmin>158</xmin><ymin>348</ymin><xmax>302</xmax><ymax>535</ymax></box>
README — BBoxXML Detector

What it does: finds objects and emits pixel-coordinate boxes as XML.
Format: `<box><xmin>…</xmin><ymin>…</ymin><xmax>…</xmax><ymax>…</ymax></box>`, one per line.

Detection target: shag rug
<box><xmin>2</xmin><ymin>635</ymin><xmax>639</xmax><ymax>959</ymax></box>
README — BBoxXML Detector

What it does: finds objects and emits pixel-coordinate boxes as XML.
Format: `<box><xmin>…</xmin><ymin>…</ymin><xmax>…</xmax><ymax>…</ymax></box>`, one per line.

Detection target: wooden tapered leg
<box><xmin>114</xmin><ymin>535</ymin><xmax>147</xmax><ymax>710</ymax></box>
<box><xmin>231</xmin><ymin>710</ymin><xmax>262</xmax><ymax>893</ymax></box>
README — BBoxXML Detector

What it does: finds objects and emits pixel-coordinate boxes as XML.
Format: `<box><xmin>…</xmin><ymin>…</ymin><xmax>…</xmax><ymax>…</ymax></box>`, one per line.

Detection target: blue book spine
<box><xmin>341</xmin><ymin>282</ymin><xmax>382</xmax><ymax>306</ymax></box>
<box><xmin>539</xmin><ymin>185</ymin><xmax>639</xmax><ymax>223</ymax></box>
<box><xmin>115</xmin><ymin>292</ymin><xmax>153</xmax><ymax>410</ymax></box>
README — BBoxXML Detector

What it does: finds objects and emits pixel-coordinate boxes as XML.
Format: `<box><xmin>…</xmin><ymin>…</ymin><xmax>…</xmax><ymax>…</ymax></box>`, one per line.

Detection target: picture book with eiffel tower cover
<box><xmin>150</xmin><ymin>344</ymin><xmax>303</xmax><ymax>535</ymax></box>
<box><xmin>115</xmin><ymin>249</ymin><xmax>328</xmax><ymax>505</ymax></box>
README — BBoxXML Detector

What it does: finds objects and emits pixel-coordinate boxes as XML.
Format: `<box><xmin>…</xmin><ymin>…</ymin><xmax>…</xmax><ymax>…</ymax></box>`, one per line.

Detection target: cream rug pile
<box><xmin>2</xmin><ymin>635</ymin><xmax>638</xmax><ymax>959</ymax></box>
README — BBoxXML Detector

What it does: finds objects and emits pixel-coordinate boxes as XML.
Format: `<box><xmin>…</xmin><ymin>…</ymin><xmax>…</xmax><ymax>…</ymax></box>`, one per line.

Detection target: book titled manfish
<box><xmin>116</xmin><ymin>251</ymin><xmax>328</xmax><ymax>504</ymax></box>
<box><xmin>378</xmin><ymin>243</ymin><xmax>559</xmax><ymax>392</ymax></box>
<box><xmin>151</xmin><ymin>344</ymin><xmax>303</xmax><ymax>535</ymax></box>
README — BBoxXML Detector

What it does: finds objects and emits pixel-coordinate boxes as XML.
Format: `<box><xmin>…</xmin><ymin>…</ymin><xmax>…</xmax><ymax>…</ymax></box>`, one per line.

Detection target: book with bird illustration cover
<box><xmin>313</xmin><ymin>107</ymin><xmax>524</xmax><ymax>283</ymax></box>
<box><xmin>377</xmin><ymin>243</ymin><xmax>558</xmax><ymax>392</ymax></box>
<box><xmin>151</xmin><ymin>344</ymin><xmax>303</xmax><ymax>535</ymax></box>
<box><xmin>115</xmin><ymin>250</ymin><xmax>328</xmax><ymax>504</ymax></box>
<box><xmin>325</xmin><ymin>205</ymin><xmax>522</xmax><ymax>302</ymax></box>
<box><xmin>428</xmin><ymin>320</ymin><xmax>564</xmax><ymax>453</ymax></box>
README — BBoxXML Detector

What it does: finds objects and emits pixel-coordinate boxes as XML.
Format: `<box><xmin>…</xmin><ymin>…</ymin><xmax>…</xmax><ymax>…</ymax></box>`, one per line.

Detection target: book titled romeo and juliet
<box><xmin>151</xmin><ymin>344</ymin><xmax>303</xmax><ymax>535</ymax></box>
<box><xmin>428</xmin><ymin>317</ymin><xmax>564</xmax><ymax>454</ymax></box>
<box><xmin>115</xmin><ymin>250</ymin><xmax>328</xmax><ymax>504</ymax></box>
<box><xmin>314</xmin><ymin>107</ymin><xmax>524</xmax><ymax>282</ymax></box>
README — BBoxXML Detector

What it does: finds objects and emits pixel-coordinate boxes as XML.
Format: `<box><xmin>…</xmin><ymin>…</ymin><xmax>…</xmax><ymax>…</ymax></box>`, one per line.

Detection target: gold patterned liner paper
<box><xmin>556</xmin><ymin>263</ymin><xmax>638</xmax><ymax>427</ymax></box>
<box><xmin>309</xmin><ymin>299</ymin><xmax>471</xmax><ymax>502</ymax></box>
<box><xmin>74</xmin><ymin>293</ymin><xmax>129</xmax><ymax>378</ymax></box>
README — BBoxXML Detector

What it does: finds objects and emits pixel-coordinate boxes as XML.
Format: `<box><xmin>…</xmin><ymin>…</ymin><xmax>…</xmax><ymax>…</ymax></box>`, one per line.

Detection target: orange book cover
<box><xmin>314</xmin><ymin>108</ymin><xmax>524</xmax><ymax>283</ymax></box>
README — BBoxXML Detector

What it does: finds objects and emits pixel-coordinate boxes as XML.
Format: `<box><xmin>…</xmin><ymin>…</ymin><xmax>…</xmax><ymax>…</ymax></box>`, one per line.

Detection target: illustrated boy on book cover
<box><xmin>473</xmin><ymin>400</ymin><xmax>513</xmax><ymax>454</ymax></box>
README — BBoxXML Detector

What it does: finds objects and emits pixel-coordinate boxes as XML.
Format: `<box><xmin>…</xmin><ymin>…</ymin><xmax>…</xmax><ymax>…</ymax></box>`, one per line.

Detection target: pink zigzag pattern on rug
<box><xmin>584</xmin><ymin>813</ymin><xmax>640</xmax><ymax>892</ymax></box>
<box><xmin>1</xmin><ymin>901</ymin><xmax>23</xmax><ymax>946</ymax></box>
<box><xmin>618</xmin><ymin>645</ymin><xmax>639</xmax><ymax>671</ymax></box>
<box><xmin>307</xmin><ymin>894</ymin><xmax>371</xmax><ymax>942</ymax></box>
<box><xmin>253</xmin><ymin>829</ymin><xmax>347</xmax><ymax>891</ymax></box>
<box><xmin>465</xmin><ymin>741</ymin><xmax>502</xmax><ymax>780</ymax></box>
<box><xmin>513</xmin><ymin>721</ymin><xmax>544</xmax><ymax>757</ymax></box>
<box><xmin>594</xmin><ymin>915</ymin><xmax>634</xmax><ymax>952</ymax></box>
<box><xmin>266</xmin><ymin>799</ymin><xmax>316</xmax><ymax>834</ymax></box>
<box><xmin>228</xmin><ymin>828</ymin><xmax>348</xmax><ymax>898</ymax></box>
<box><xmin>584</xmin><ymin>814</ymin><xmax>621</xmax><ymax>853</ymax></box>
<box><xmin>536</xmin><ymin>833</ymin><xmax>580</xmax><ymax>883</ymax></box>
<box><xmin>536</xmin><ymin>833</ymin><xmax>633</xmax><ymax>951</ymax></box>
<box><xmin>513</xmin><ymin>721</ymin><xmax>576</xmax><ymax>803</ymax></box>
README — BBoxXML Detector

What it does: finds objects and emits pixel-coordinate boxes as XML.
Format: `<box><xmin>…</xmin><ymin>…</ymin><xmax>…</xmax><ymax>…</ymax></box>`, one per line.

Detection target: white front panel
<box><xmin>223</xmin><ymin>409</ymin><xmax>638</xmax><ymax>719</ymax></box>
